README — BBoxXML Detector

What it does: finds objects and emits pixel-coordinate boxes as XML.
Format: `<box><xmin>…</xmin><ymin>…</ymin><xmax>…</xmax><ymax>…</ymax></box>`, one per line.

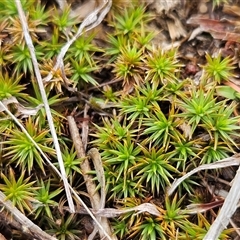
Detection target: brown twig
<box><xmin>67</xmin><ymin>116</ymin><xmax>116</xmax><ymax>240</ymax></box>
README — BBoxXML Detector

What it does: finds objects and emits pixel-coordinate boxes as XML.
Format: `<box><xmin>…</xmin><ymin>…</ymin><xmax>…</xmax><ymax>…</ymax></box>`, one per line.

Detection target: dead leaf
<box><xmin>95</xmin><ymin>203</ymin><xmax>161</xmax><ymax>218</ymax></box>
<box><xmin>71</xmin><ymin>202</ymin><xmax>161</xmax><ymax>218</ymax></box>
<box><xmin>152</xmin><ymin>0</ymin><xmax>180</xmax><ymax>14</ymax></box>
<box><xmin>0</xmin><ymin>96</ymin><xmax>18</xmax><ymax>112</ymax></box>
<box><xmin>149</xmin><ymin>0</ymin><xmax>189</xmax><ymax>40</ymax></box>
<box><xmin>0</xmin><ymin>96</ymin><xmax>43</xmax><ymax>118</ymax></box>
<box><xmin>17</xmin><ymin>103</ymin><xmax>44</xmax><ymax>118</ymax></box>
<box><xmin>167</xmin><ymin>15</ymin><xmax>187</xmax><ymax>39</ymax></box>
<box><xmin>187</xmin><ymin>15</ymin><xmax>240</xmax><ymax>42</ymax></box>
<box><xmin>186</xmin><ymin>199</ymin><xmax>224</xmax><ymax>214</ymax></box>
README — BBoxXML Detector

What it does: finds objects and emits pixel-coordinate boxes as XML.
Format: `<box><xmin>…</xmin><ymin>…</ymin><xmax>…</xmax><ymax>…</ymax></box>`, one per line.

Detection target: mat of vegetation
<box><xmin>1</xmin><ymin>0</ymin><xmax>240</xmax><ymax>239</ymax></box>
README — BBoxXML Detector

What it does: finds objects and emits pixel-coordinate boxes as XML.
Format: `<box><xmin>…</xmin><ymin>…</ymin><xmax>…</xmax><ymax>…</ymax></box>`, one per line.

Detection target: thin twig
<box><xmin>88</xmin><ymin>148</ymin><xmax>106</xmax><ymax>240</ymax></box>
<box><xmin>14</xmin><ymin>0</ymin><xmax>74</xmax><ymax>212</ymax></box>
<box><xmin>88</xmin><ymin>148</ymin><xmax>106</xmax><ymax>211</ymax></box>
<box><xmin>82</xmin><ymin>103</ymin><xmax>90</xmax><ymax>151</ymax></box>
<box><xmin>67</xmin><ymin>116</ymin><xmax>116</xmax><ymax>240</ymax></box>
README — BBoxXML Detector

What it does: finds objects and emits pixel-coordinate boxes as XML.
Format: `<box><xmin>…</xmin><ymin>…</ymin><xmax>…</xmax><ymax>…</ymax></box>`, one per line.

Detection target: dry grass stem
<box><xmin>14</xmin><ymin>0</ymin><xmax>74</xmax><ymax>212</ymax></box>
<box><xmin>168</xmin><ymin>155</ymin><xmax>240</xmax><ymax>196</ymax></box>
<box><xmin>44</xmin><ymin>0</ymin><xmax>112</xmax><ymax>83</ymax></box>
